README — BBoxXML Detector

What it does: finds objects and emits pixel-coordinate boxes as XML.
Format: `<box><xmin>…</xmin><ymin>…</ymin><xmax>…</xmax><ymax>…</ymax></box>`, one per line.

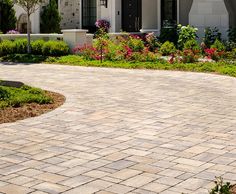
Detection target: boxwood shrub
<box><xmin>0</xmin><ymin>40</ymin><xmax>15</xmax><ymax>56</ymax></box>
<box><xmin>31</xmin><ymin>39</ymin><xmax>46</xmax><ymax>55</ymax></box>
<box><xmin>42</xmin><ymin>40</ymin><xmax>69</xmax><ymax>56</ymax></box>
<box><xmin>14</xmin><ymin>39</ymin><xmax>28</xmax><ymax>54</ymax></box>
<box><xmin>160</xmin><ymin>41</ymin><xmax>176</xmax><ymax>56</ymax></box>
<box><xmin>0</xmin><ymin>39</ymin><xmax>69</xmax><ymax>56</ymax></box>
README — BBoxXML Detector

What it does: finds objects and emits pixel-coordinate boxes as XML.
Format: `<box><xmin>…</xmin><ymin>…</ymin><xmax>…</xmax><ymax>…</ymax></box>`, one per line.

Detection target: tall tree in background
<box><xmin>0</xmin><ymin>0</ymin><xmax>17</xmax><ymax>33</ymax></box>
<box><xmin>14</xmin><ymin>0</ymin><xmax>43</xmax><ymax>53</ymax></box>
<box><xmin>41</xmin><ymin>0</ymin><xmax>61</xmax><ymax>33</ymax></box>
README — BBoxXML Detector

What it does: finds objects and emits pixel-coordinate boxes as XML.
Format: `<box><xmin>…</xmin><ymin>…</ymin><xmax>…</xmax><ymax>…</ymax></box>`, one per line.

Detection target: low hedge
<box><xmin>42</xmin><ymin>41</ymin><xmax>69</xmax><ymax>56</ymax></box>
<box><xmin>0</xmin><ymin>39</ymin><xmax>69</xmax><ymax>56</ymax></box>
<box><xmin>0</xmin><ymin>40</ymin><xmax>15</xmax><ymax>56</ymax></box>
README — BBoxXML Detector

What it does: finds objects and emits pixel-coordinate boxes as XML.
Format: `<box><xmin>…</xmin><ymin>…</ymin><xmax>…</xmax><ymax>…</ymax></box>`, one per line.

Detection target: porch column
<box><xmin>140</xmin><ymin>0</ymin><xmax>159</xmax><ymax>35</ymax></box>
<box><xmin>189</xmin><ymin>0</ymin><xmax>229</xmax><ymax>39</ymax></box>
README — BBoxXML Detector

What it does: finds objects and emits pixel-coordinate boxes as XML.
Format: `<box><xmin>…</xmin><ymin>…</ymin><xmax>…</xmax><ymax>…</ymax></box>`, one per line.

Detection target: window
<box><xmin>82</xmin><ymin>0</ymin><xmax>97</xmax><ymax>32</ymax></box>
<box><xmin>161</xmin><ymin>0</ymin><xmax>177</xmax><ymax>27</ymax></box>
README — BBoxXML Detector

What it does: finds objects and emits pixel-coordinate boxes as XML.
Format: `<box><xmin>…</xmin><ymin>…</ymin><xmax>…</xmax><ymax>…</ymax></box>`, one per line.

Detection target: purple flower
<box><xmin>95</xmin><ymin>19</ymin><xmax>110</xmax><ymax>31</ymax></box>
<box><xmin>6</xmin><ymin>30</ymin><xmax>20</xmax><ymax>34</ymax></box>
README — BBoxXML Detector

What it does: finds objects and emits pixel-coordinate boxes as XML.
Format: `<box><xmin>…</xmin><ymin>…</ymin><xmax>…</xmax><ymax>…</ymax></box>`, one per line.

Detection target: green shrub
<box><xmin>224</xmin><ymin>41</ymin><xmax>236</xmax><ymax>52</ymax></box>
<box><xmin>31</xmin><ymin>39</ymin><xmax>45</xmax><ymax>55</ymax></box>
<box><xmin>127</xmin><ymin>36</ymin><xmax>144</xmax><ymax>52</ymax></box>
<box><xmin>104</xmin><ymin>40</ymin><xmax>126</xmax><ymax>61</ymax></box>
<box><xmin>209</xmin><ymin>177</ymin><xmax>233</xmax><ymax>194</ymax></box>
<box><xmin>183</xmin><ymin>39</ymin><xmax>200</xmax><ymax>51</ymax></box>
<box><xmin>160</xmin><ymin>41</ymin><xmax>176</xmax><ymax>56</ymax></box>
<box><xmin>0</xmin><ymin>40</ymin><xmax>14</xmax><ymax>56</ymax></box>
<box><xmin>0</xmin><ymin>0</ymin><xmax>17</xmax><ymax>33</ymax></box>
<box><xmin>40</xmin><ymin>0</ymin><xmax>61</xmax><ymax>33</ymax></box>
<box><xmin>211</xmin><ymin>39</ymin><xmax>225</xmax><ymax>52</ymax></box>
<box><xmin>177</xmin><ymin>25</ymin><xmax>198</xmax><ymax>49</ymax></box>
<box><xmin>228</xmin><ymin>27</ymin><xmax>236</xmax><ymax>43</ymax></box>
<box><xmin>224</xmin><ymin>49</ymin><xmax>236</xmax><ymax>60</ymax></box>
<box><xmin>0</xmin><ymin>85</ymin><xmax>53</xmax><ymax>109</ymax></box>
<box><xmin>0</xmin><ymin>87</ymin><xmax>10</xmax><ymax>100</ymax></box>
<box><xmin>159</xmin><ymin>27</ymin><xmax>178</xmax><ymax>45</ymax></box>
<box><xmin>42</xmin><ymin>41</ymin><xmax>69</xmax><ymax>56</ymax></box>
<box><xmin>204</xmin><ymin>27</ymin><xmax>221</xmax><ymax>48</ymax></box>
<box><xmin>13</xmin><ymin>39</ymin><xmax>28</xmax><ymax>54</ymax></box>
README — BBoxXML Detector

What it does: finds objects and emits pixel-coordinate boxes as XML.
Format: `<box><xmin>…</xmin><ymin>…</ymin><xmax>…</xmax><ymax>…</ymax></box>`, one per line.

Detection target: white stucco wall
<box><xmin>14</xmin><ymin>4</ymin><xmax>40</xmax><ymax>33</ymax></box>
<box><xmin>99</xmin><ymin>0</ymin><xmax>121</xmax><ymax>32</ymax></box>
<box><xmin>189</xmin><ymin>0</ymin><xmax>229</xmax><ymax>39</ymax></box>
<box><xmin>142</xmin><ymin>0</ymin><xmax>158</xmax><ymax>30</ymax></box>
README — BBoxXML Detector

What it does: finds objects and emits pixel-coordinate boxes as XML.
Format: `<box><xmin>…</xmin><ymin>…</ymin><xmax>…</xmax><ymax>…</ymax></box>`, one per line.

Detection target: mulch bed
<box><xmin>0</xmin><ymin>91</ymin><xmax>65</xmax><ymax>124</ymax></box>
<box><xmin>231</xmin><ymin>185</ymin><xmax>236</xmax><ymax>194</ymax></box>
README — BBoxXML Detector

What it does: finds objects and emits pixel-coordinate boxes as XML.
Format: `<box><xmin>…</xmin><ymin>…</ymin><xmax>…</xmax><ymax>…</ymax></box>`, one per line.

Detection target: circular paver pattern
<box><xmin>0</xmin><ymin>63</ymin><xmax>236</xmax><ymax>194</ymax></box>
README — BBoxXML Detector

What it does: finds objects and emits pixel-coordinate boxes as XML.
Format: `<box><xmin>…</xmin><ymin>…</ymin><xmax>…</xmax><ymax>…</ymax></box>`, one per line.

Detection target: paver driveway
<box><xmin>0</xmin><ymin>63</ymin><xmax>236</xmax><ymax>194</ymax></box>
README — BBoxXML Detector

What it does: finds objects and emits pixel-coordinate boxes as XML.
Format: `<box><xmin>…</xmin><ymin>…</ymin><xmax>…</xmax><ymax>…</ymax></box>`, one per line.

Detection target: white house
<box><xmin>14</xmin><ymin>0</ymin><xmax>236</xmax><ymax>38</ymax></box>
<box><xmin>14</xmin><ymin>4</ymin><xmax>41</xmax><ymax>34</ymax></box>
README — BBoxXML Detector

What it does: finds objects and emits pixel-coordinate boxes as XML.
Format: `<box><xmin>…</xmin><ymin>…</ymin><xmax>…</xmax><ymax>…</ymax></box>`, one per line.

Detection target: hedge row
<box><xmin>0</xmin><ymin>39</ymin><xmax>69</xmax><ymax>56</ymax></box>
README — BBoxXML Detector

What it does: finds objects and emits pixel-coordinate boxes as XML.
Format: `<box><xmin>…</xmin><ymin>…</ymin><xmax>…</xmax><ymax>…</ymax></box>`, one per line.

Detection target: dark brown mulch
<box><xmin>0</xmin><ymin>91</ymin><xmax>65</xmax><ymax>124</ymax></box>
<box><xmin>231</xmin><ymin>185</ymin><xmax>236</xmax><ymax>194</ymax></box>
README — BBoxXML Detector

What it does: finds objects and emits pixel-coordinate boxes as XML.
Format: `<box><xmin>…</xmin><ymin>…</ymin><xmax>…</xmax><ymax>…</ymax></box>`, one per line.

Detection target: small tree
<box><xmin>14</xmin><ymin>0</ymin><xmax>43</xmax><ymax>53</ymax></box>
<box><xmin>40</xmin><ymin>0</ymin><xmax>61</xmax><ymax>33</ymax></box>
<box><xmin>0</xmin><ymin>0</ymin><xmax>17</xmax><ymax>33</ymax></box>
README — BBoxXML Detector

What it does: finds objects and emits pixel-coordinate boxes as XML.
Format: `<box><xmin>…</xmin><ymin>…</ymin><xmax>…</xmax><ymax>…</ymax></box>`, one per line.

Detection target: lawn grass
<box><xmin>46</xmin><ymin>55</ymin><xmax>236</xmax><ymax>77</ymax></box>
<box><xmin>1</xmin><ymin>54</ymin><xmax>236</xmax><ymax>78</ymax></box>
<box><xmin>0</xmin><ymin>84</ymin><xmax>53</xmax><ymax>109</ymax></box>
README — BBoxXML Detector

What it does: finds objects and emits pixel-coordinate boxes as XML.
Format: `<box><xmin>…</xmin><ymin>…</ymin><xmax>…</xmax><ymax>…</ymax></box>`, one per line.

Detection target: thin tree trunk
<box><xmin>27</xmin><ymin>12</ymin><xmax>31</xmax><ymax>54</ymax></box>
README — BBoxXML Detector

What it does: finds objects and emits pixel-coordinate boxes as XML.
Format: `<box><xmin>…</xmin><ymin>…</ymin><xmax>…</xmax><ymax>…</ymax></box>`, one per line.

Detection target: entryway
<box><xmin>82</xmin><ymin>0</ymin><xmax>97</xmax><ymax>32</ymax></box>
<box><xmin>122</xmin><ymin>0</ymin><xmax>142</xmax><ymax>32</ymax></box>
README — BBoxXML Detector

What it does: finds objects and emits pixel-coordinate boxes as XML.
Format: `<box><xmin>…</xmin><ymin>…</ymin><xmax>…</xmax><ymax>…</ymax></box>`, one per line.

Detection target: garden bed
<box><xmin>0</xmin><ymin>82</ymin><xmax>65</xmax><ymax>124</ymax></box>
<box><xmin>1</xmin><ymin>54</ymin><xmax>236</xmax><ymax>78</ymax></box>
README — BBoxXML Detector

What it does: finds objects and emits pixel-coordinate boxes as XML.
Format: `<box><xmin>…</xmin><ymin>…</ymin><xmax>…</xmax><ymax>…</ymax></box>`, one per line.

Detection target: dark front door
<box><xmin>82</xmin><ymin>0</ymin><xmax>97</xmax><ymax>33</ymax></box>
<box><xmin>122</xmin><ymin>0</ymin><xmax>142</xmax><ymax>32</ymax></box>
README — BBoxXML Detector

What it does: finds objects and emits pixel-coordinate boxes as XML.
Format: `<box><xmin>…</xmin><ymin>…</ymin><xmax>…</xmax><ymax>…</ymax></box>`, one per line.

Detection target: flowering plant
<box><xmin>177</xmin><ymin>25</ymin><xmax>198</xmax><ymax>49</ymax></box>
<box><xmin>181</xmin><ymin>49</ymin><xmax>200</xmax><ymax>63</ymax></box>
<box><xmin>95</xmin><ymin>19</ymin><xmax>110</xmax><ymax>32</ymax></box>
<box><xmin>73</xmin><ymin>45</ymin><xmax>100</xmax><ymax>60</ymax></box>
<box><xmin>145</xmin><ymin>32</ymin><xmax>160</xmax><ymax>52</ymax></box>
<box><xmin>204</xmin><ymin>48</ymin><xmax>224</xmax><ymax>61</ymax></box>
<box><xmin>6</xmin><ymin>30</ymin><xmax>20</xmax><ymax>34</ymax></box>
<box><xmin>127</xmin><ymin>35</ymin><xmax>144</xmax><ymax>52</ymax></box>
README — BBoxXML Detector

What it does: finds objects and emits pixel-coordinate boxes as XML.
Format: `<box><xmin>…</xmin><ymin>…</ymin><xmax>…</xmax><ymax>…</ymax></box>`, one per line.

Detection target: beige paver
<box><xmin>143</xmin><ymin>182</ymin><xmax>169</xmax><ymax>193</ymax></box>
<box><xmin>0</xmin><ymin>184</ymin><xmax>33</xmax><ymax>194</ymax></box>
<box><xmin>122</xmin><ymin>174</ymin><xmax>155</xmax><ymax>187</ymax></box>
<box><xmin>0</xmin><ymin>63</ymin><xmax>236</xmax><ymax>193</ymax></box>
<box><xmin>33</xmin><ymin>182</ymin><xmax>69</xmax><ymax>194</ymax></box>
<box><xmin>109</xmin><ymin>169</ymin><xmax>141</xmax><ymax>180</ymax></box>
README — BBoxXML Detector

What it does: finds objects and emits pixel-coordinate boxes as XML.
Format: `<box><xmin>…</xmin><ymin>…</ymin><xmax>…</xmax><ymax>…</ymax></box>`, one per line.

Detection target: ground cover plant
<box><xmin>0</xmin><ymin>81</ymin><xmax>65</xmax><ymax>123</ymax></box>
<box><xmin>210</xmin><ymin>177</ymin><xmax>236</xmax><ymax>194</ymax></box>
<box><xmin>0</xmin><ymin>84</ymin><xmax>52</xmax><ymax>108</ymax></box>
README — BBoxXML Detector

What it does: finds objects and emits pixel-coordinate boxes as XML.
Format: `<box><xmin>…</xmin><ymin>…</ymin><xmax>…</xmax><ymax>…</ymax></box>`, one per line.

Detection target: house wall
<box><xmin>179</xmin><ymin>0</ymin><xmax>193</xmax><ymax>25</ymax></box>
<box><xmin>100</xmin><ymin>0</ymin><xmax>122</xmax><ymax>32</ymax></box>
<box><xmin>14</xmin><ymin>5</ymin><xmax>40</xmax><ymax>33</ymax></box>
<box><xmin>59</xmin><ymin>0</ymin><xmax>81</xmax><ymax>29</ymax></box>
<box><xmin>142</xmin><ymin>0</ymin><xmax>158</xmax><ymax>30</ymax></box>
<box><xmin>189</xmin><ymin>0</ymin><xmax>229</xmax><ymax>39</ymax></box>
<box><xmin>224</xmin><ymin>0</ymin><xmax>236</xmax><ymax>27</ymax></box>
